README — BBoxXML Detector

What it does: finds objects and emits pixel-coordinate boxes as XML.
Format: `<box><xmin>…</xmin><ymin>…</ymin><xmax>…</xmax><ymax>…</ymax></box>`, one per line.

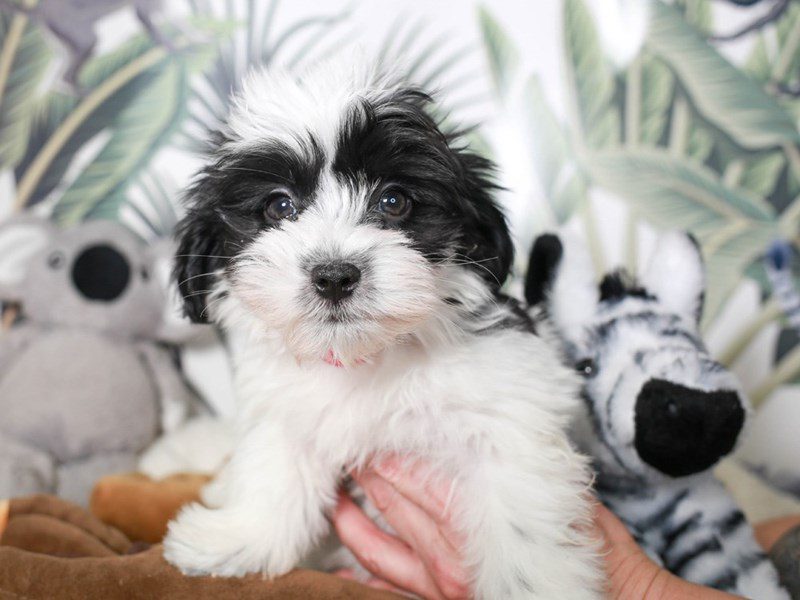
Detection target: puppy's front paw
<box><xmin>163</xmin><ymin>503</ymin><xmax>288</xmax><ymax>577</ymax></box>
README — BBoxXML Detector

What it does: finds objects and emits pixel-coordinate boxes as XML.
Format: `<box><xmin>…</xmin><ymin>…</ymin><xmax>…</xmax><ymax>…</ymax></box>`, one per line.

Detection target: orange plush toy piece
<box><xmin>90</xmin><ymin>472</ymin><xmax>211</xmax><ymax>543</ymax></box>
<box><xmin>0</xmin><ymin>499</ymin><xmax>7</xmax><ymax>532</ymax></box>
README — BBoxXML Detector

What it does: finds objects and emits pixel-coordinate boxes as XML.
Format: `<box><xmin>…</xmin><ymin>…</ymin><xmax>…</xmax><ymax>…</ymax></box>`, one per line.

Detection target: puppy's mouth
<box><xmin>323</xmin><ymin>309</ymin><xmax>355</xmax><ymax>324</ymax></box>
<box><xmin>234</xmin><ymin>269</ymin><xmax>436</xmax><ymax>365</ymax></box>
<box><xmin>322</xmin><ymin>349</ymin><xmax>369</xmax><ymax>368</ymax></box>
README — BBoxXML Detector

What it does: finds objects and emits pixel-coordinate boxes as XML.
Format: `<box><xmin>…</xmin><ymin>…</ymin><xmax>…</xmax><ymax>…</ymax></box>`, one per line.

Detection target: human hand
<box><xmin>332</xmin><ymin>456</ymin><xmax>742</xmax><ymax>600</ymax></box>
<box><xmin>594</xmin><ymin>502</ymin><xmax>738</xmax><ymax>599</ymax></box>
<box><xmin>332</xmin><ymin>456</ymin><xmax>471</xmax><ymax>599</ymax></box>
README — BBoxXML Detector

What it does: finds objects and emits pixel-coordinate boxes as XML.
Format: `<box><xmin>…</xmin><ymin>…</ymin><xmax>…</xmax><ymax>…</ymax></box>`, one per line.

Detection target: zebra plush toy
<box><xmin>525</xmin><ymin>231</ymin><xmax>789</xmax><ymax>599</ymax></box>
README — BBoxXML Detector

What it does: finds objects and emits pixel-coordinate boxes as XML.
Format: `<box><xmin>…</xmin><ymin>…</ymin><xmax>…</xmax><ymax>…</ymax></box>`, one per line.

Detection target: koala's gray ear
<box><xmin>525</xmin><ymin>232</ymin><xmax>599</xmax><ymax>336</ymax></box>
<box><xmin>0</xmin><ymin>217</ymin><xmax>55</xmax><ymax>301</ymax></box>
<box><xmin>641</xmin><ymin>231</ymin><xmax>705</xmax><ymax>321</ymax></box>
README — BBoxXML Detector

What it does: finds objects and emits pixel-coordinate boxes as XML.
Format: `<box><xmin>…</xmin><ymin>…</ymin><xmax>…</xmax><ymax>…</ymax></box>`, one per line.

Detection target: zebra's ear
<box><xmin>526</xmin><ymin>232</ymin><xmax>599</xmax><ymax>334</ymax></box>
<box><xmin>525</xmin><ymin>233</ymin><xmax>563</xmax><ymax>306</ymax></box>
<box><xmin>641</xmin><ymin>231</ymin><xmax>705</xmax><ymax>322</ymax></box>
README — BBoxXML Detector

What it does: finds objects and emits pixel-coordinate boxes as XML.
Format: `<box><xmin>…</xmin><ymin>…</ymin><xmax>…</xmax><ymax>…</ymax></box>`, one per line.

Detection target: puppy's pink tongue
<box><xmin>323</xmin><ymin>349</ymin><xmax>366</xmax><ymax>368</ymax></box>
<box><xmin>323</xmin><ymin>349</ymin><xmax>345</xmax><ymax>368</ymax></box>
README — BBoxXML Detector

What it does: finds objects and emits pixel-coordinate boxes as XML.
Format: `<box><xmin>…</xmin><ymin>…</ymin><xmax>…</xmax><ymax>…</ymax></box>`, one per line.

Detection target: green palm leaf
<box><xmin>687</xmin><ymin>124</ymin><xmax>713</xmax><ymax>163</ymax></box>
<box><xmin>587</xmin><ymin>147</ymin><xmax>776</xmax><ymax>228</ymax></box>
<box><xmin>52</xmin><ymin>60</ymin><xmax>191</xmax><ymax>225</ymax></box>
<box><xmin>563</xmin><ymin>0</ymin><xmax>620</xmax><ymax>149</ymax></box>
<box><xmin>702</xmin><ymin>221</ymin><xmax>776</xmax><ymax>326</ymax></box>
<box><xmin>745</xmin><ymin>2</ymin><xmax>800</xmax><ymax>84</ymax></box>
<box><xmin>677</xmin><ymin>0</ymin><xmax>712</xmax><ymax>33</ymax></box>
<box><xmin>114</xmin><ymin>168</ymin><xmax>179</xmax><ymax>238</ymax></box>
<box><xmin>523</xmin><ymin>75</ymin><xmax>587</xmax><ymax>224</ymax></box>
<box><xmin>477</xmin><ymin>5</ymin><xmax>519</xmax><ymax>99</ymax></box>
<box><xmin>378</xmin><ymin>17</ymin><xmax>483</xmax><ymax>119</ymax></box>
<box><xmin>639</xmin><ymin>54</ymin><xmax>674</xmax><ymax>145</ymax></box>
<box><xmin>647</xmin><ymin>0</ymin><xmax>800</xmax><ymax>150</ymax></box>
<box><xmin>12</xmin><ymin>20</ymin><xmax>226</xmax><ymax>212</ymax></box>
<box><xmin>14</xmin><ymin>35</ymin><xmax>158</xmax><ymax>207</ymax></box>
<box><xmin>586</xmin><ymin>147</ymin><xmax>778</xmax><ymax>323</ymax></box>
<box><xmin>740</xmin><ymin>152</ymin><xmax>786</xmax><ymax>198</ymax></box>
<box><xmin>181</xmin><ymin>1</ymin><xmax>349</xmax><ymax>153</ymax></box>
<box><xmin>0</xmin><ymin>11</ymin><xmax>50</xmax><ymax>169</ymax></box>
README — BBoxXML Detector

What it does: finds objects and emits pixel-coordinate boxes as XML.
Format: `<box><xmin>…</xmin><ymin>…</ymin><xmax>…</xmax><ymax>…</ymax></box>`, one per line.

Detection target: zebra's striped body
<box><xmin>600</xmin><ymin>466</ymin><xmax>785</xmax><ymax>597</ymax></box>
<box><xmin>526</xmin><ymin>232</ymin><xmax>789</xmax><ymax>598</ymax></box>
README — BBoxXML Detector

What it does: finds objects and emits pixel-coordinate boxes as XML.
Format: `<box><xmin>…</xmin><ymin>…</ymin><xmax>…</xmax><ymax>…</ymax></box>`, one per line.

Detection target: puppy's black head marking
<box><xmin>333</xmin><ymin>88</ymin><xmax>513</xmax><ymax>289</ymax></box>
<box><xmin>174</xmin><ymin>136</ymin><xmax>325</xmax><ymax>322</ymax></box>
<box><xmin>175</xmin><ymin>82</ymin><xmax>513</xmax><ymax>323</ymax></box>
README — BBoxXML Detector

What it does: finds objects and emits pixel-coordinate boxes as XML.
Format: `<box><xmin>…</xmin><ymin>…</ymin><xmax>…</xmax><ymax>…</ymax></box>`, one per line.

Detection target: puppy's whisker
<box><xmin>175</xmin><ymin>254</ymin><xmax>231</xmax><ymax>259</ymax></box>
<box><xmin>199</xmin><ymin>294</ymin><xmax>228</xmax><ymax>320</ymax></box>
<box><xmin>178</xmin><ymin>272</ymin><xmax>220</xmax><ymax>287</ymax></box>
<box><xmin>450</xmin><ymin>254</ymin><xmax>499</xmax><ymax>265</ymax></box>
<box><xmin>437</xmin><ymin>255</ymin><xmax>501</xmax><ymax>286</ymax></box>
<box><xmin>182</xmin><ymin>289</ymin><xmax>214</xmax><ymax>299</ymax></box>
<box><xmin>224</xmin><ymin>167</ymin><xmax>293</xmax><ymax>183</ymax></box>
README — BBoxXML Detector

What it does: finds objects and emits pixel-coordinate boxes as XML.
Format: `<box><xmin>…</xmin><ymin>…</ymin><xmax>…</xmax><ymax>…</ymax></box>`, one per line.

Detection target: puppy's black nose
<box><xmin>311</xmin><ymin>262</ymin><xmax>361</xmax><ymax>303</ymax></box>
<box><xmin>634</xmin><ymin>379</ymin><xmax>744</xmax><ymax>478</ymax></box>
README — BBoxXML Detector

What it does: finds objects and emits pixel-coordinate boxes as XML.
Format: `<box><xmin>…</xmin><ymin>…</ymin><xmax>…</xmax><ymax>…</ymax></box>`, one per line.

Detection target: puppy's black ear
<box><xmin>524</xmin><ymin>233</ymin><xmax>563</xmax><ymax>306</ymax></box>
<box><xmin>457</xmin><ymin>150</ymin><xmax>514</xmax><ymax>289</ymax></box>
<box><xmin>174</xmin><ymin>202</ymin><xmax>227</xmax><ymax>323</ymax></box>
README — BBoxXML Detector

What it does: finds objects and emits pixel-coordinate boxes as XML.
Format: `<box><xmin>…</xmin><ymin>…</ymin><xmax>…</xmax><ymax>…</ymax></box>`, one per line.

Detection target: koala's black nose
<box><xmin>634</xmin><ymin>379</ymin><xmax>744</xmax><ymax>477</ymax></box>
<box><xmin>311</xmin><ymin>262</ymin><xmax>361</xmax><ymax>303</ymax></box>
<box><xmin>72</xmin><ymin>244</ymin><xmax>131</xmax><ymax>302</ymax></box>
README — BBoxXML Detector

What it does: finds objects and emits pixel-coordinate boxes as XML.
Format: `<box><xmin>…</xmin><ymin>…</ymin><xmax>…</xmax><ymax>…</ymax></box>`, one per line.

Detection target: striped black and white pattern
<box><xmin>526</xmin><ymin>231</ymin><xmax>789</xmax><ymax>599</ymax></box>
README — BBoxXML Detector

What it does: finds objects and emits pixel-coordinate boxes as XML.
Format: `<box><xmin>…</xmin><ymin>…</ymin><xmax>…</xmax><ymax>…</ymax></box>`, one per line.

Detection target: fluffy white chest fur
<box><xmin>165</xmin><ymin>306</ymin><xmax>601</xmax><ymax>599</ymax></box>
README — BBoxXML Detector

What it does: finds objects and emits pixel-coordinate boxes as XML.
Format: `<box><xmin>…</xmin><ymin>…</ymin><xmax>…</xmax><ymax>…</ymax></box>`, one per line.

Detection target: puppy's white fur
<box><xmin>164</xmin><ymin>57</ymin><xmax>602</xmax><ymax>599</ymax></box>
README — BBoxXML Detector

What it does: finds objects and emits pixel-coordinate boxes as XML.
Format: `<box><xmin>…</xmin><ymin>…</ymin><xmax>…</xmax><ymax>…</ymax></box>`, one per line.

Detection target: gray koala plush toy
<box><xmin>0</xmin><ymin>217</ymin><xmax>200</xmax><ymax>505</ymax></box>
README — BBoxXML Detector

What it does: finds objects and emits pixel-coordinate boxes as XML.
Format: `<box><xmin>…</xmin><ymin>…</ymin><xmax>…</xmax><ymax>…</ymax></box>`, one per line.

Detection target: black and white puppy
<box><xmin>165</xmin><ymin>57</ymin><xmax>601</xmax><ymax>599</ymax></box>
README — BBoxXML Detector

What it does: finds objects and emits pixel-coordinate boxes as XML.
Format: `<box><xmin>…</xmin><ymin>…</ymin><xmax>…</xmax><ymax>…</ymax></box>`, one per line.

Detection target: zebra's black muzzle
<box><xmin>633</xmin><ymin>378</ymin><xmax>745</xmax><ymax>478</ymax></box>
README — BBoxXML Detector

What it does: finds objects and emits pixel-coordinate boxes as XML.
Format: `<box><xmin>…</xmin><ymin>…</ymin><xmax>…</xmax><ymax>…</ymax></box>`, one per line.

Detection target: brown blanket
<box><xmin>0</xmin><ymin>495</ymin><xmax>398</xmax><ymax>600</ymax></box>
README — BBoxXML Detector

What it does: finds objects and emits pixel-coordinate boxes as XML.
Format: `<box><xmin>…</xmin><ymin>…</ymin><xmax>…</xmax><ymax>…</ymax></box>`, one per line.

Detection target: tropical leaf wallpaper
<box><xmin>479</xmin><ymin>1</ymin><xmax>800</xmax><ymax>404</ymax></box>
<box><xmin>0</xmin><ymin>0</ymin><xmax>799</xmax><ymax>496</ymax></box>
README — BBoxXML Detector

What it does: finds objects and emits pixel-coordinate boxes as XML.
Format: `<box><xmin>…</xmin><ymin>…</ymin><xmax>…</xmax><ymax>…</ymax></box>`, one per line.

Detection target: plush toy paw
<box><xmin>163</xmin><ymin>502</ymin><xmax>292</xmax><ymax>578</ymax></box>
<box><xmin>91</xmin><ymin>472</ymin><xmax>209</xmax><ymax>543</ymax></box>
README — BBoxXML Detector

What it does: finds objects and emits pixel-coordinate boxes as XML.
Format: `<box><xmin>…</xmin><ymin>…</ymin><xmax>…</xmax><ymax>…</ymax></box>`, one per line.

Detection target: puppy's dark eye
<box><xmin>576</xmin><ymin>359</ymin><xmax>596</xmax><ymax>377</ymax></box>
<box><xmin>377</xmin><ymin>188</ymin><xmax>411</xmax><ymax>220</ymax></box>
<box><xmin>264</xmin><ymin>192</ymin><xmax>297</xmax><ymax>222</ymax></box>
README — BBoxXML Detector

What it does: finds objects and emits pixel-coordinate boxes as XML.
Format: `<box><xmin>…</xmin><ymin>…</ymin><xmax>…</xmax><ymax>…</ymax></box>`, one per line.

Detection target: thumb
<box><xmin>594</xmin><ymin>503</ymin><xmax>668</xmax><ymax>599</ymax></box>
<box><xmin>594</xmin><ymin>505</ymin><xmax>739</xmax><ymax>600</ymax></box>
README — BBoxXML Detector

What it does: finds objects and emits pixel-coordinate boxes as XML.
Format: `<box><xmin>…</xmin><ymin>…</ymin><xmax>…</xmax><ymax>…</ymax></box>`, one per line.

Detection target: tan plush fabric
<box><xmin>0</xmin><ymin>495</ymin><xmax>399</xmax><ymax>600</ymax></box>
<box><xmin>90</xmin><ymin>472</ymin><xmax>212</xmax><ymax>543</ymax></box>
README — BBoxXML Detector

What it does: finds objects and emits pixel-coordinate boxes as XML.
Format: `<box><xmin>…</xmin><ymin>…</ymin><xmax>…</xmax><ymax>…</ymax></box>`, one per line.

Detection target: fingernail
<box><xmin>364</xmin><ymin>476</ymin><xmax>394</xmax><ymax>511</ymax></box>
